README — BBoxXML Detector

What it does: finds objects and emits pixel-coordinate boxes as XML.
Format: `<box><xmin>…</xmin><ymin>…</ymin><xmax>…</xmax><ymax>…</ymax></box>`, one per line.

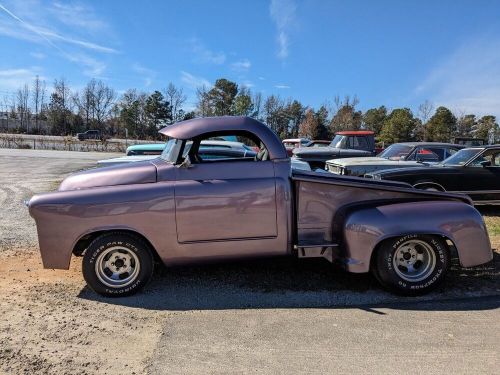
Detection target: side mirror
<box><xmin>480</xmin><ymin>160</ymin><xmax>491</xmax><ymax>167</ymax></box>
<box><xmin>177</xmin><ymin>156</ymin><xmax>192</xmax><ymax>169</ymax></box>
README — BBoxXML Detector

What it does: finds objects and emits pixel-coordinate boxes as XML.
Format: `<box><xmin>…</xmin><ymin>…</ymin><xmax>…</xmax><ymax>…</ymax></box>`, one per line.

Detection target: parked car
<box><xmin>326</xmin><ymin>142</ymin><xmax>464</xmax><ymax>176</ymax></box>
<box><xmin>293</xmin><ymin>131</ymin><xmax>376</xmax><ymax>170</ymax></box>
<box><xmin>126</xmin><ymin>143</ymin><xmax>165</xmax><ymax>156</ymax></box>
<box><xmin>366</xmin><ymin>145</ymin><xmax>500</xmax><ymax>204</ymax></box>
<box><xmin>27</xmin><ymin>116</ymin><xmax>492</xmax><ymax>297</ymax></box>
<box><xmin>282</xmin><ymin>138</ymin><xmax>310</xmax><ymax>156</ymax></box>
<box><xmin>76</xmin><ymin>130</ymin><xmax>101</xmax><ymax>141</ymax></box>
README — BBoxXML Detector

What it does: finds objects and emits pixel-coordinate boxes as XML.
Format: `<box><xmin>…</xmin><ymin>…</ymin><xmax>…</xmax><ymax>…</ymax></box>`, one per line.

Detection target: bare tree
<box><xmin>17</xmin><ymin>84</ymin><xmax>30</xmax><ymax>132</ymax></box>
<box><xmin>93</xmin><ymin>80</ymin><xmax>116</xmax><ymax>129</ymax></box>
<box><xmin>73</xmin><ymin>79</ymin><xmax>97</xmax><ymax>127</ymax></box>
<box><xmin>417</xmin><ymin>100</ymin><xmax>434</xmax><ymax>124</ymax></box>
<box><xmin>164</xmin><ymin>83</ymin><xmax>186</xmax><ymax>123</ymax></box>
<box><xmin>32</xmin><ymin>75</ymin><xmax>46</xmax><ymax>133</ymax></box>
<box><xmin>329</xmin><ymin>95</ymin><xmax>362</xmax><ymax>133</ymax></box>
<box><xmin>196</xmin><ymin>85</ymin><xmax>212</xmax><ymax>117</ymax></box>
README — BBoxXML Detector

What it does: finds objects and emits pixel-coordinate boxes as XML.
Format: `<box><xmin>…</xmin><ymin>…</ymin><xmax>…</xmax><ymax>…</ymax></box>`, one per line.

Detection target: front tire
<box><xmin>82</xmin><ymin>232</ymin><xmax>154</xmax><ymax>297</ymax></box>
<box><xmin>372</xmin><ymin>234</ymin><xmax>450</xmax><ymax>296</ymax></box>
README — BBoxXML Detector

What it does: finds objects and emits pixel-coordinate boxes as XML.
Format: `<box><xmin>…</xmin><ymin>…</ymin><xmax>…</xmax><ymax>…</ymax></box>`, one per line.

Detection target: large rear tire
<box><xmin>372</xmin><ymin>234</ymin><xmax>450</xmax><ymax>296</ymax></box>
<box><xmin>82</xmin><ymin>232</ymin><xmax>154</xmax><ymax>297</ymax></box>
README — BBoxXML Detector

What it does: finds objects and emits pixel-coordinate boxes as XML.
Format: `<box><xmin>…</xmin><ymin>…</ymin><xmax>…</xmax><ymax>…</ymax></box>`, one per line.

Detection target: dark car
<box><xmin>77</xmin><ymin>130</ymin><xmax>101</xmax><ymax>141</ymax></box>
<box><xmin>293</xmin><ymin>131</ymin><xmax>376</xmax><ymax>170</ymax></box>
<box><xmin>326</xmin><ymin>142</ymin><xmax>464</xmax><ymax>176</ymax></box>
<box><xmin>367</xmin><ymin>145</ymin><xmax>500</xmax><ymax>204</ymax></box>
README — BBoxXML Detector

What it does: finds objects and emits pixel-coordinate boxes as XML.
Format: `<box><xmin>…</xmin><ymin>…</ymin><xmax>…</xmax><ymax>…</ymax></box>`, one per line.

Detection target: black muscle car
<box><xmin>366</xmin><ymin>145</ymin><xmax>500</xmax><ymax>204</ymax></box>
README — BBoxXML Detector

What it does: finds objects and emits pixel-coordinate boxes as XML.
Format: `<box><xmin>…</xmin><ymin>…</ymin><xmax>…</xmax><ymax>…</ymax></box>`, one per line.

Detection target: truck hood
<box><xmin>59</xmin><ymin>160</ymin><xmax>157</xmax><ymax>191</ymax></box>
<box><xmin>326</xmin><ymin>156</ymin><xmax>389</xmax><ymax>166</ymax></box>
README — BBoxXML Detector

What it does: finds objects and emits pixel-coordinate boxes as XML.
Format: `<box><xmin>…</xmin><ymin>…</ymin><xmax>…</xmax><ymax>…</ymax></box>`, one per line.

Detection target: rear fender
<box><xmin>341</xmin><ymin>200</ymin><xmax>492</xmax><ymax>273</ymax></box>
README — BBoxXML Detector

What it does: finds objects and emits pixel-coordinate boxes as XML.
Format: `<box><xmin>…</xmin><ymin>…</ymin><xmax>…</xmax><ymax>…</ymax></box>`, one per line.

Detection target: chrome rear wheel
<box><xmin>392</xmin><ymin>240</ymin><xmax>436</xmax><ymax>282</ymax></box>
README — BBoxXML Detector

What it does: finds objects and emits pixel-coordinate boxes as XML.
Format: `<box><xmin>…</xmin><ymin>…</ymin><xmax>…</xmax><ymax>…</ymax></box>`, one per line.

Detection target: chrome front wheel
<box><xmin>83</xmin><ymin>232</ymin><xmax>154</xmax><ymax>297</ymax></box>
<box><xmin>95</xmin><ymin>246</ymin><xmax>141</xmax><ymax>288</ymax></box>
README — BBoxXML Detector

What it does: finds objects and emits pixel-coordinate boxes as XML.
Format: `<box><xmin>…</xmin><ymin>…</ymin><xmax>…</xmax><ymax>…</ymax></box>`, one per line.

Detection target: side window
<box><xmin>426</xmin><ymin>147</ymin><xmax>445</xmax><ymax>160</ymax></box>
<box><xmin>348</xmin><ymin>136</ymin><xmax>367</xmax><ymax>149</ymax></box>
<box><xmin>355</xmin><ymin>136</ymin><xmax>369</xmax><ymax>150</ymax></box>
<box><xmin>469</xmin><ymin>149</ymin><xmax>499</xmax><ymax>167</ymax></box>
<box><xmin>190</xmin><ymin>132</ymin><xmax>263</xmax><ymax>163</ymax></box>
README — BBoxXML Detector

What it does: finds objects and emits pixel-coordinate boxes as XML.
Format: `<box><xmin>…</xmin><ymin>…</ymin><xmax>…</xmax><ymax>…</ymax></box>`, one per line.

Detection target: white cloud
<box><xmin>231</xmin><ymin>59</ymin><xmax>251</xmax><ymax>72</ymax></box>
<box><xmin>180</xmin><ymin>71</ymin><xmax>211</xmax><ymax>89</ymax></box>
<box><xmin>241</xmin><ymin>80</ymin><xmax>254</xmax><ymax>88</ymax></box>
<box><xmin>0</xmin><ymin>2</ymin><xmax>116</xmax><ymax>79</ymax></box>
<box><xmin>30</xmin><ymin>51</ymin><xmax>45</xmax><ymax>59</ymax></box>
<box><xmin>189</xmin><ymin>37</ymin><xmax>226</xmax><ymax>65</ymax></box>
<box><xmin>269</xmin><ymin>0</ymin><xmax>297</xmax><ymax>59</ymax></box>
<box><xmin>49</xmin><ymin>2</ymin><xmax>108</xmax><ymax>32</ymax></box>
<box><xmin>415</xmin><ymin>37</ymin><xmax>500</xmax><ymax>117</ymax></box>
<box><xmin>132</xmin><ymin>63</ymin><xmax>156</xmax><ymax>87</ymax></box>
<box><xmin>275</xmin><ymin>84</ymin><xmax>290</xmax><ymax>89</ymax></box>
<box><xmin>258</xmin><ymin>76</ymin><xmax>266</xmax><ymax>81</ymax></box>
<box><xmin>0</xmin><ymin>67</ymin><xmax>45</xmax><ymax>90</ymax></box>
<box><xmin>0</xmin><ymin>3</ymin><xmax>117</xmax><ymax>54</ymax></box>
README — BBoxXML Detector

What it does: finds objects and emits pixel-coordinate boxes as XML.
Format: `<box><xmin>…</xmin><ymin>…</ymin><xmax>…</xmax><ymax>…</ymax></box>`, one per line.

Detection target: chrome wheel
<box><xmin>95</xmin><ymin>246</ymin><xmax>140</xmax><ymax>288</ymax></box>
<box><xmin>393</xmin><ymin>240</ymin><xmax>436</xmax><ymax>282</ymax></box>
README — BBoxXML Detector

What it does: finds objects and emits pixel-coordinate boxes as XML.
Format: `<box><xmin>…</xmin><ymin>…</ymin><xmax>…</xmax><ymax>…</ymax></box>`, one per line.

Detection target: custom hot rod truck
<box><xmin>28</xmin><ymin>117</ymin><xmax>493</xmax><ymax>297</ymax></box>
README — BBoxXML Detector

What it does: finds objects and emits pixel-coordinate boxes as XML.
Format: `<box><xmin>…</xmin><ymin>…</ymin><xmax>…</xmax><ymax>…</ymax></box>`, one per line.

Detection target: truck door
<box><xmin>174</xmin><ymin>133</ymin><xmax>278</xmax><ymax>243</ymax></box>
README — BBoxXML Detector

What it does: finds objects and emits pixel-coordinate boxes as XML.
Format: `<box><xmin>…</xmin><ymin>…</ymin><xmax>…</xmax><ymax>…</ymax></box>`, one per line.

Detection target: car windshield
<box><xmin>160</xmin><ymin>138</ymin><xmax>183</xmax><ymax>163</ymax></box>
<box><xmin>378</xmin><ymin>144</ymin><xmax>413</xmax><ymax>160</ymax></box>
<box><xmin>442</xmin><ymin>148</ymin><xmax>482</xmax><ymax>166</ymax></box>
<box><xmin>329</xmin><ymin>135</ymin><xmax>346</xmax><ymax>148</ymax></box>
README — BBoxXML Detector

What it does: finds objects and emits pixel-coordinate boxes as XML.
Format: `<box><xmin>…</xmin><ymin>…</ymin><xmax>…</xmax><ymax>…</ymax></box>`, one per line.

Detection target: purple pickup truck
<box><xmin>28</xmin><ymin>116</ymin><xmax>492</xmax><ymax>297</ymax></box>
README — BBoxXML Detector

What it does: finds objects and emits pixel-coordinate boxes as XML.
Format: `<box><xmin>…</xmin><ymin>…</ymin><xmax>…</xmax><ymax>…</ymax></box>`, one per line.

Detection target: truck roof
<box><xmin>159</xmin><ymin>116</ymin><xmax>288</xmax><ymax>160</ymax></box>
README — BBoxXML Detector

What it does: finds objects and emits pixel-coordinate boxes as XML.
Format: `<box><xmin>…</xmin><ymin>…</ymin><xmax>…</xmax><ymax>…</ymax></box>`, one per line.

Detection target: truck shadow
<box><xmin>77</xmin><ymin>252</ymin><xmax>500</xmax><ymax>312</ymax></box>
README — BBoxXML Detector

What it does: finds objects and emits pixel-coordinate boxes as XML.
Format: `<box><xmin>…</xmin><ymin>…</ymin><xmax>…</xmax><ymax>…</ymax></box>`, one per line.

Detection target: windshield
<box><xmin>378</xmin><ymin>144</ymin><xmax>413</xmax><ymax>160</ymax></box>
<box><xmin>160</xmin><ymin>138</ymin><xmax>183</xmax><ymax>163</ymax></box>
<box><xmin>329</xmin><ymin>135</ymin><xmax>346</xmax><ymax>148</ymax></box>
<box><xmin>442</xmin><ymin>148</ymin><xmax>482</xmax><ymax>166</ymax></box>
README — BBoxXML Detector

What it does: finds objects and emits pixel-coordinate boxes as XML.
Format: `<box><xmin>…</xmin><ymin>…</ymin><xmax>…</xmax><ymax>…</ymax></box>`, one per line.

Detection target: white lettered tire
<box><xmin>372</xmin><ymin>234</ymin><xmax>450</xmax><ymax>296</ymax></box>
<box><xmin>82</xmin><ymin>232</ymin><xmax>154</xmax><ymax>297</ymax></box>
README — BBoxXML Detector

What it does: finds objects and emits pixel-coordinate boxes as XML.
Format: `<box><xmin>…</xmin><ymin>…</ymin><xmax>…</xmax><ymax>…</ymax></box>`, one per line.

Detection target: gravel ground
<box><xmin>0</xmin><ymin>148</ymin><xmax>498</xmax><ymax>374</ymax></box>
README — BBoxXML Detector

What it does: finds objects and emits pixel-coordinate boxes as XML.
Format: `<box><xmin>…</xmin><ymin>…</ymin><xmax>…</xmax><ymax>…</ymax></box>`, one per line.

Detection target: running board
<box><xmin>296</xmin><ymin>243</ymin><xmax>339</xmax><ymax>263</ymax></box>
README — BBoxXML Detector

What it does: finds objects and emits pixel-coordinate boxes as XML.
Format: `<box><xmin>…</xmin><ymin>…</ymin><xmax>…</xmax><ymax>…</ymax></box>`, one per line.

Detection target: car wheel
<box><xmin>372</xmin><ymin>234</ymin><xmax>450</xmax><ymax>296</ymax></box>
<box><xmin>82</xmin><ymin>232</ymin><xmax>154</xmax><ymax>297</ymax></box>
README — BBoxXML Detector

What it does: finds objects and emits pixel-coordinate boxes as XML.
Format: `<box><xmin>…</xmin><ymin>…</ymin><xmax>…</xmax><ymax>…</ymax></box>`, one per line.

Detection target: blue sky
<box><xmin>1</xmin><ymin>0</ymin><xmax>500</xmax><ymax>116</ymax></box>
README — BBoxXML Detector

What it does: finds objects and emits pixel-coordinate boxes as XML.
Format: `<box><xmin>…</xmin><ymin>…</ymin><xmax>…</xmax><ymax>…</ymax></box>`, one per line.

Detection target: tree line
<box><xmin>1</xmin><ymin>76</ymin><xmax>499</xmax><ymax>144</ymax></box>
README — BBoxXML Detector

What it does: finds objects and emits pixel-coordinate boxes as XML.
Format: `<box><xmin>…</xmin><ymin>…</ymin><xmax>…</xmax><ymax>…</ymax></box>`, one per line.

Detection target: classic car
<box><xmin>326</xmin><ymin>142</ymin><xmax>464</xmax><ymax>176</ymax></box>
<box><xmin>293</xmin><ymin>130</ymin><xmax>376</xmax><ymax>170</ymax></box>
<box><xmin>27</xmin><ymin>116</ymin><xmax>492</xmax><ymax>297</ymax></box>
<box><xmin>282</xmin><ymin>138</ymin><xmax>310</xmax><ymax>156</ymax></box>
<box><xmin>126</xmin><ymin>143</ymin><xmax>165</xmax><ymax>156</ymax></box>
<box><xmin>366</xmin><ymin>145</ymin><xmax>500</xmax><ymax>204</ymax></box>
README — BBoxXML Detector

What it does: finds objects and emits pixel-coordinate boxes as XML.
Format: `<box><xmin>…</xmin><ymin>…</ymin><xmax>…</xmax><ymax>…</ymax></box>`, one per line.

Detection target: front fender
<box><xmin>342</xmin><ymin>201</ymin><xmax>492</xmax><ymax>273</ymax></box>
